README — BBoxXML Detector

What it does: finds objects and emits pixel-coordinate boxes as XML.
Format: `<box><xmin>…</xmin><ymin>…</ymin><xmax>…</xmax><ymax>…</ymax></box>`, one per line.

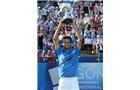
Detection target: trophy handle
<box><xmin>57</xmin><ymin>8</ymin><xmax>62</xmax><ymax>15</ymax></box>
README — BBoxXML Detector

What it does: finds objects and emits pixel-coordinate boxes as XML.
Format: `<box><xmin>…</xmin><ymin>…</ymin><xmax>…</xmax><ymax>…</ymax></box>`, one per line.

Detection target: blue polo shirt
<box><xmin>56</xmin><ymin>46</ymin><xmax>80</xmax><ymax>77</ymax></box>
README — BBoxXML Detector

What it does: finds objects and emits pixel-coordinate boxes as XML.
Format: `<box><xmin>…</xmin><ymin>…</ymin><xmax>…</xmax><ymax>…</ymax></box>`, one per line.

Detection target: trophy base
<box><xmin>62</xmin><ymin>18</ymin><xmax>73</xmax><ymax>24</ymax></box>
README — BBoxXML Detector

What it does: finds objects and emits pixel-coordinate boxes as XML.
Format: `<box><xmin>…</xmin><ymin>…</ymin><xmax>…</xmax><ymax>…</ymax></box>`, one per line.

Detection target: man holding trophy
<box><xmin>53</xmin><ymin>1</ymin><xmax>82</xmax><ymax>90</ymax></box>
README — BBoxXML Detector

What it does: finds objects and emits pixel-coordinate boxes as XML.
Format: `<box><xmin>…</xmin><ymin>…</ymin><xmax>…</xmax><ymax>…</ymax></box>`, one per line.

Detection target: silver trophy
<box><xmin>57</xmin><ymin>2</ymin><xmax>73</xmax><ymax>24</ymax></box>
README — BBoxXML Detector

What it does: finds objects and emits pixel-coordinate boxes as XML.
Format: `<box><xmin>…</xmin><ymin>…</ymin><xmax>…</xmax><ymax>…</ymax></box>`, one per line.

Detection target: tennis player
<box><xmin>53</xmin><ymin>18</ymin><xmax>83</xmax><ymax>90</ymax></box>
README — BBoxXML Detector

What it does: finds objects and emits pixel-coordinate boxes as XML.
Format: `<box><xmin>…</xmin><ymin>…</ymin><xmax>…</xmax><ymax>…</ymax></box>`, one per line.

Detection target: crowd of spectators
<box><xmin>37</xmin><ymin>0</ymin><xmax>103</xmax><ymax>62</ymax></box>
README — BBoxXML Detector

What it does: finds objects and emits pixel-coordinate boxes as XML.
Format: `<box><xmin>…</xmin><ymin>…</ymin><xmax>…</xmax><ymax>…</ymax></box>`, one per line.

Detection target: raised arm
<box><xmin>53</xmin><ymin>19</ymin><xmax>64</xmax><ymax>50</ymax></box>
<box><xmin>72</xmin><ymin>18</ymin><xmax>83</xmax><ymax>50</ymax></box>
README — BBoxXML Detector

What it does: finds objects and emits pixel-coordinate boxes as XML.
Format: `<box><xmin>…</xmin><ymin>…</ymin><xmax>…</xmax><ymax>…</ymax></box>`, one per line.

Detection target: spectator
<box><xmin>46</xmin><ymin>16</ymin><xmax>50</xmax><ymax>23</ymax></box>
<box><xmin>97</xmin><ymin>38</ymin><xmax>103</xmax><ymax>46</ymax></box>
<box><xmin>96</xmin><ymin>43</ymin><xmax>100</xmax><ymax>55</ymax></box>
<box><xmin>48</xmin><ymin>26</ymin><xmax>55</xmax><ymax>38</ymax></box>
<box><xmin>84</xmin><ymin>1</ymin><xmax>90</xmax><ymax>14</ymax></box>
<box><xmin>45</xmin><ymin>32</ymin><xmax>49</xmax><ymax>41</ymax></box>
<box><xmin>41</xmin><ymin>50</ymin><xmax>47</xmax><ymax>62</ymax></box>
<box><xmin>90</xmin><ymin>18</ymin><xmax>96</xmax><ymax>30</ymax></box>
<box><xmin>47</xmin><ymin>35</ymin><xmax>53</xmax><ymax>42</ymax></box>
<box><xmin>92</xmin><ymin>0</ymin><xmax>96</xmax><ymax>6</ymax></box>
<box><xmin>38</xmin><ymin>50</ymin><xmax>42</xmax><ymax>62</ymax></box>
<box><xmin>91</xmin><ymin>36</ymin><xmax>97</xmax><ymax>55</ymax></box>
<box><xmin>38</xmin><ymin>28</ymin><xmax>44</xmax><ymax>49</ymax></box>
<box><xmin>71</xmin><ymin>26</ymin><xmax>76</xmax><ymax>35</ymax></box>
<box><xmin>79</xmin><ymin>15</ymin><xmax>84</xmax><ymax>23</ymax></box>
<box><xmin>100</xmin><ymin>14</ymin><xmax>103</xmax><ymax>27</ymax></box>
<box><xmin>58</xmin><ymin>32</ymin><xmax>64</xmax><ymax>41</ymax></box>
<box><xmin>90</xmin><ymin>16</ymin><xmax>95</xmax><ymax>26</ymax></box>
<box><xmin>79</xmin><ymin>6</ymin><xmax>84</xmax><ymax>16</ymax></box>
<box><xmin>97</xmin><ymin>27</ymin><xmax>103</xmax><ymax>39</ymax></box>
<box><xmin>43</xmin><ymin>42</ymin><xmax>50</xmax><ymax>53</ymax></box>
<box><xmin>49</xmin><ymin>12</ymin><xmax>54</xmax><ymax>18</ymax></box>
<box><xmin>37</xmin><ymin>17</ymin><xmax>42</xmax><ymax>32</ymax></box>
<box><xmin>88</xmin><ymin>3</ymin><xmax>94</xmax><ymax>16</ymax></box>
<box><xmin>74</xmin><ymin>2</ymin><xmax>80</xmax><ymax>17</ymax></box>
<box><xmin>51</xmin><ymin>16</ymin><xmax>56</xmax><ymax>25</ymax></box>
<box><xmin>42</xmin><ymin>35</ymin><xmax>46</xmax><ymax>45</ymax></box>
<box><xmin>90</xmin><ymin>27</ymin><xmax>96</xmax><ymax>37</ymax></box>
<box><xmin>75</xmin><ymin>16</ymin><xmax>79</xmax><ymax>26</ymax></box>
<box><xmin>50</xmin><ymin>6</ymin><xmax>56</xmax><ymax>16</ymax></box>
<box><xmin>65</xmin><ymin>25</ymin><xmax>72</xmax><ymax>33</ymax></box>
<box><xmin>37</xmin><ymin>17</ymin><xmax>41</xmax><ymax>24</ymax></box>
<box><xmin>46</xmin><ymin>6</ymin><xmax>50</xmax><ymax>17</ymax></box>
<box><xmin>99</xmin><ymin>42</ymin><xmax>103</xmax><ymax>53</ymax></box>
<box><xmin>84</xmin><ymin>14</ymin><xmax>90</xmax><ymax>24</ymax></box>
<box><xmin>53</xmin><ymin>22</ymin><xmax>58</xmax><ymax>31</ymax></box>
<box><xmin>78</xmin><ymin>21</ymin><xmax>84</xmax><ymax>37</ymax></box>
<box><xmin>47</xmin><ymin>50</ymin><xmax>55</xmax><ymax>63</ymax></box>
<box><xmin>47</xmin><ymin>39</ymin><xmax>52</xmax><ymax>47</ymax></box>
<box><xmin>48</xmin><ymin>21</ymin><xmax>54</xmax><ymax>28</ymax></box>
<box><xmin>94</xmin><ymin>16</ymin><xmax>100</xmax><ymax>31</ymax></box>
<box><xmin>91</xmin><ymin>44</ymin><xmax>96</xmax><ymax>55</ymax></box>
<box><xmin>84</xmin><ymin>14</ymin><xmax>91</xmax><ymax>30</ymax></box>
<box><xmin>79</xmin><ymin>1</ymin><xmax>84</xmax><ymax>9</ymax></box>
<box><xmin>72</xmin><ymin>35</ymin><xmax>78</xmax><ymax>46</ymax></box>
<box><xmin>73</xmin><ymin>1</ymin><xmax>79</xmax><ymax>8</ymax></box>
<box><xmin>43</xmin><ymin>21</ymin><xmax>49</xmax><ymax>32</ymax></box>
<box><xmin>50</xmin><ymin>43</ymin><xmax>55</xmax><ymax>54</ymax></box>
<box><xmin>66</xmin><ymin>31</ymin><xmax>72</xmax><ymax>37</ymax></box>
<box><xmin>60</xmin><ymin>27</ymin><xmax>65</xmax><ymax>35</ymax></box>
<box><xmin>38</xmin><ymin>19</ymin><xmax>45</xmax><ymax>29</ymax></box>
<box><xmin>37</xmin><ymin>7</ymin><xmax>43</xmax><ymax>20</ymax></box>
<box><xmin>42</xmin><ymin>6</ymin><xmax>47</xmax><ymax>21</ymax></box>
<box><xmin>94</xmin><ymin>3</ymin><xmax>99</xmax><ymax>17</ymax></box>
<box><xmin>84</xmin><ymin>29</ymin><xmax>91</xmax><ymax>38</ymax></box>
<box><xmin>84</xmin><ymin>36</ymin><xmax>91</xmax><ymax>51</ymax></box>
<box><xmin>99</xmin><ymin>3</ymin><xmax>103</xmax><ymax>15</ymax></box>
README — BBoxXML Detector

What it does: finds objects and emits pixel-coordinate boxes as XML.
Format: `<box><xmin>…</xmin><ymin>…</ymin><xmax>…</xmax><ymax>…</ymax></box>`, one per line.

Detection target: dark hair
<box><xmin>62</xmin><ymin>36</ymin><xmax>72</xmax><ymax>42</ymax></box>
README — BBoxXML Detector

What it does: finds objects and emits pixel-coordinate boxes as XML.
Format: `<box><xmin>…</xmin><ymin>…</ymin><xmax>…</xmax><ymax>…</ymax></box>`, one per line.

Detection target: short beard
<box><xmin>64</xmin><ymin>46</ymin><xmax>72</xmax><ymax>50</ymax></box>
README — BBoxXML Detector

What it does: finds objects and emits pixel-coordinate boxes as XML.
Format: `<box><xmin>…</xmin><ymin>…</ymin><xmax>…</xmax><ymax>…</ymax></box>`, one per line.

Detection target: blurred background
<box><xmin>37</xmin><ymin>0</ymin><xmax>103</xmax><ymax>63</ymax></box>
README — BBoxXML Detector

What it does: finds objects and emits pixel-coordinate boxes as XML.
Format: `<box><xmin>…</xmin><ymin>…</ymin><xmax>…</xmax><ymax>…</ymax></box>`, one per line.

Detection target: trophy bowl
<box><xmin>58</xmin><ymin>3</ymin><xmax>73</xmax><ymax>25</ymax></box>
<box><xmin>62</xmin><ymin>18</ymin><xmax>73</xmax><ymax>24</ymax></box>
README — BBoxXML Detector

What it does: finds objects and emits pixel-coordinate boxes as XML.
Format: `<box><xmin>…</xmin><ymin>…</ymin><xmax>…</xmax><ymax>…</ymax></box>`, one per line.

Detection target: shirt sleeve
<box><xmin>75</xmin><ymin>46</ymin><xmax>81</xmax><ymax>56</ymax></box>
<box><xmin>55</xmin><ymin>46</ymin><xmax>63</xmax><ymax>55</ymax></box>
